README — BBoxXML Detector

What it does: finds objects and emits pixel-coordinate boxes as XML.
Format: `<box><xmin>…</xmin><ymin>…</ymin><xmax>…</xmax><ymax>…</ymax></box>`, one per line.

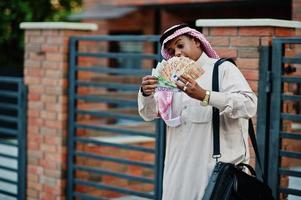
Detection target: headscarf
<box><xmin>160</xmin><ymin>24</ymin><xmax>219</xmax><ymax>60</ymax></box>
<box><xmin>156</xmin><ymin>24</ymin><xmax>219</xmax><ymax>127</ymax></box>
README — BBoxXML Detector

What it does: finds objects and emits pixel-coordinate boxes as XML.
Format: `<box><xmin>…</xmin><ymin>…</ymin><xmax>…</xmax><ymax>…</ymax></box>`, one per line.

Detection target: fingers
<box><xmin>142</xmin><ymin>75</ymin><xmax>157</xmax><ymax>83</ymax></box>
<box><xmin>141</xmin><ymin>75</ymin><xmax>158</xmax><ymax>96</ymax></box>
<box><xmin>178</xmin><ymin>75</ymin><xmax>193</xmax><ymax>85</ymax></box>
<box><xmin>175</xmin><ymin>78</ymin><xmax>187</xmax><ymax>91</ymax></box>
<box><xmin>142</xmin><ymin>86</ymin><xmax>156</xmax><ymax>96</ymax></box>
<box><xmin>175</xmin><ymin>74</ymin><xmax>202</xmax><ymax>95</ymax></box>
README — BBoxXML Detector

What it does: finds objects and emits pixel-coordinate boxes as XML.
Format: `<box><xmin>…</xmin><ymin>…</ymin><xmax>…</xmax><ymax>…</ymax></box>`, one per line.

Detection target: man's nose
<box><xmin>175</xmin><ymin>49</ymin><xmax>182</xmax><ymax>57</ymax></box>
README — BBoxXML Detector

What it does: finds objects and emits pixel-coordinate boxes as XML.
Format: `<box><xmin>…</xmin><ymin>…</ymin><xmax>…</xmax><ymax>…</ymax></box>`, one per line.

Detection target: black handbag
<box><xmin>202</xmin><ymin>58</ymin><xmax>275</xmax><ymax>200</ymax></box>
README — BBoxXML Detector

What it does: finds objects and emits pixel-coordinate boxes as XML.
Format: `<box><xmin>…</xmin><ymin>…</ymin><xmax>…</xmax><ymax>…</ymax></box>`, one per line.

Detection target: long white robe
<box><xmin>138</xmin><ymin>52</ymin><xmax>257</xmax><ymax>200</ymax></box>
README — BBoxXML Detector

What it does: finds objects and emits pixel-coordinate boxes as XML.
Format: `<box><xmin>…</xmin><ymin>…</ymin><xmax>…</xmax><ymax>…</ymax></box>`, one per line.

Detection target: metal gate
<box><xmin>257</xmin><ymin>38</ymin><xmax>301</xmax><ymax>200</ymax></box>
<box><xmin>0</xmin><ymin>77</ymin><xmax>27</xmax><ymax>200</ymax></box>
<box><xmin>67</xmin><ymin>35</ymin><xmax>165</xmax><ymax>200</ymax></box>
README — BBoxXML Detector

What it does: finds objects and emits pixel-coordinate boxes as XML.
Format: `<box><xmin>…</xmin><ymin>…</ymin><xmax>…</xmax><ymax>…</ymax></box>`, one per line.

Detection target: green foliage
<box><xmin>0</xmin><ymin>0</ymin><xmax>82</xmax><ymax>75</ymax></box>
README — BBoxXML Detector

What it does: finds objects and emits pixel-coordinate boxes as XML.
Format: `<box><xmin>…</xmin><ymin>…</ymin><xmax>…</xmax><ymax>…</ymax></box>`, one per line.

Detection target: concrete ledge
<box><xmin>90</xmin><ymin>136</ymin><xmax>155</xmax><ymax>145</ymax></box>
<box><xmin>20</xmin><ymin>22</ymin><xmax>98</xmax><ymax>31</ymax></box>
<box><xmin>196</xmin><ymin>18</ymin><xmax>301</xmax><ymax>28</ymax></box>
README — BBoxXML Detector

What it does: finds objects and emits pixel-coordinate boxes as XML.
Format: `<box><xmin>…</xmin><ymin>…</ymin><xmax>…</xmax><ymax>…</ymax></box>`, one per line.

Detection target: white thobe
<box><xmin>137</xmin><ymin>52</ymin><xmax>257</xmax><ymax>200</ymax></box>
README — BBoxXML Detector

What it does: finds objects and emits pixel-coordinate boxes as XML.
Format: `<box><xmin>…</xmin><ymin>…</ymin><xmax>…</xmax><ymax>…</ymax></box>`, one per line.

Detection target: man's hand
<box><xmin>141</xmin><ymin>75</ymin><xmax>158</xmax><ymax>96</ymax></box>
<box><xmin>175</xmin><ymin>75</ymin><xmax>206</xmax><ymax>101</ymax></box>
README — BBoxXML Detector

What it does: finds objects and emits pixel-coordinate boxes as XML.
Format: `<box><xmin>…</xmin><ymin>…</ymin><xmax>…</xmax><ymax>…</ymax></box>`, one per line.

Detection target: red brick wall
<box><xmin>203</xmin><ymin>26</ymin><xmax>295</xmax><ymax>93</ymax></box>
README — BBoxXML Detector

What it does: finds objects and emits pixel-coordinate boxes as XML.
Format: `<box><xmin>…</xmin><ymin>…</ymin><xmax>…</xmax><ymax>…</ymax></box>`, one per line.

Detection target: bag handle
<box><xmin>236</xmin><ymin>163</ymin><xmax>256</xmax><ymax>176</ymax></box>
<box><xmin>212</xmin><ymin>58</ymin><xmax>264</xmax><ymax>179</ymax></box>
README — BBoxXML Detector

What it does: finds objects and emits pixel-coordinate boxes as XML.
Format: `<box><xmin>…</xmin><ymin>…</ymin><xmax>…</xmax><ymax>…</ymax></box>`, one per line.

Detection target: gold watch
<box><xmin>201</xmin><ymin>90</ymin><xmax>211</xmax><ymax>106</ymax></box>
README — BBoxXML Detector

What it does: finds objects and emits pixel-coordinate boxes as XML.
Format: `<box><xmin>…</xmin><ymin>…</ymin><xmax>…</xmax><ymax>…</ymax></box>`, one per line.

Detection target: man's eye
<box><xmin>177</xmin><ymin>44</ymin><xmax>184</xmax><ymax>48</ymax></box>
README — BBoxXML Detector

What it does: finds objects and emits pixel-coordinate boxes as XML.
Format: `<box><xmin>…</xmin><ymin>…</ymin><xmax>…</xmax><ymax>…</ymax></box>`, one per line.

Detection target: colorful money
<box><xmin>152</xmin><ymin>56</ymin><xmax>204</xmax><ymax>91</ymax></box>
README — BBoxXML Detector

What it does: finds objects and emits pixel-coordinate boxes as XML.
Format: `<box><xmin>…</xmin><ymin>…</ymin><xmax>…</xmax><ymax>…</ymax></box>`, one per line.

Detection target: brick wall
<box><xmin>202</xmin><ymin>26</ymin><xmax>295</xmax><ymax>93</ymax></box>
<box><xmin>22</xmin><ymin>23</ymin><xmax>96</xmax><ymax>200</ymax></box>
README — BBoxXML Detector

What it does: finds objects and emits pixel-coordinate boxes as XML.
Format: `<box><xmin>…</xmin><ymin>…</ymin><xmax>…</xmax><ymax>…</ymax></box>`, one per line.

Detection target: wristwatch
<box><xmin>201</xmin><ymin>90</ymin><xmax>211</xmax><ymax>106</ymax></box>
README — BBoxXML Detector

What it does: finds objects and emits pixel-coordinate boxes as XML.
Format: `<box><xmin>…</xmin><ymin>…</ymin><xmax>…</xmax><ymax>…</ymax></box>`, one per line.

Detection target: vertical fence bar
<box><xmin>154</xmin><ymin>40</ymin><xmax>165</xmax><ymax>200</ymax></box>
<box><xmin>17</xmin><ymin>82</ymin><xmax>27</xmax><ymax>200</ymax></box>
<box><xmin>155</xmin><ymin>119</ymin><xmax>165</xmax><ymax>200</ymax></box>
<box><xmin>256</xmin><ymin>46</ymin><xmax>271</xmax><ymax>182</ymax></box>
<box><xmin>67</xmin><ymin>37</ymin><xmax>78</xmax><ymax>200</ymax></box>
<box><xmin>268</xmin><ymin>39</ymin><xmax>283</xmax><ymax>200</ymax></box>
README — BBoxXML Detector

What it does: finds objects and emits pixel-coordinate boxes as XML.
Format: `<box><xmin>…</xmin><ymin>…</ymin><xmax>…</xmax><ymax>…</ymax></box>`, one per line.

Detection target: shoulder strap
<box><xmin>212</xmin><ymin>58</ymin><xmax>235</xmax><ymax>160</ymax></box>
<box><xmin>212</xmin><ymin>58</ymin><xmax>264</xmax><ymax>178</ymax></box>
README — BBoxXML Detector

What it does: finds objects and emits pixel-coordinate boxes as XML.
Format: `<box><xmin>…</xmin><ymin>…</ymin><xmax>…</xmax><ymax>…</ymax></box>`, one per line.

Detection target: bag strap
<box><xmin>212</xmin><ymin>58</ymin><xmax>264</xmax><ymax>178</ymax></box>
<box><xmin>212</xmin><ymin>58</ymin><xmax>235</xmax><ymax>160</ymax></box>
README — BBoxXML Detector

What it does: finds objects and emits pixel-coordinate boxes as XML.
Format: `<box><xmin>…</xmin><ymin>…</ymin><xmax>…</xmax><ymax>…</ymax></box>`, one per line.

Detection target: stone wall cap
<box><xmin>20</xmin><ymin>22</ymin><xmax>98</xmax><ymax>31</ymax></box>
<box><xmin>195</xmin><ymin>18</ymin><xmax>301</xmax><ymax>29</ymax></box>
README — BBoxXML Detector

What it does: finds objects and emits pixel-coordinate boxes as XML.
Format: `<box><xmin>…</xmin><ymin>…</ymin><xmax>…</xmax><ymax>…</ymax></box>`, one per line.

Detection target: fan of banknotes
<box><xmin>152</xmin><ymin>56</ymin><xmax>204</xmax><ymax>91</ymax></box>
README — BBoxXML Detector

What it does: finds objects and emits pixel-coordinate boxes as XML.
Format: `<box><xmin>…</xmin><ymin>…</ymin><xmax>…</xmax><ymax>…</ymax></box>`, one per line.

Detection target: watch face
<box><xmin>201</xmin><ymin>91</ymin><xmax>210</xmax><ymax>106</ymax></box>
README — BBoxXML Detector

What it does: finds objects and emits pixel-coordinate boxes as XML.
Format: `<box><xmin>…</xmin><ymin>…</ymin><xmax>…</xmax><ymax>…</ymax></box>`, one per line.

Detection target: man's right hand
<box><xmin>141</xmin><ymin>75</ymin><xmax>158</xmax><ymax>96</ymax></box>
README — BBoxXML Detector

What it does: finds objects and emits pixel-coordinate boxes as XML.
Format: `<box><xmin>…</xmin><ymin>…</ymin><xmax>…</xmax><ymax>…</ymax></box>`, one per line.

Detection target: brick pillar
<box><xmin>20</xmin><ymin>22</ymin><xmax>97</xmax><ymax>200</ymax></box>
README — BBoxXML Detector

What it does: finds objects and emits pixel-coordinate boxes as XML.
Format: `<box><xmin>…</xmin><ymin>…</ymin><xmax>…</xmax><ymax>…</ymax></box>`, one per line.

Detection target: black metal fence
<box><xmin>0</xmin><ymin>76</ymin><xmax>27</xmax><ymax>200</ymax></box>
<box><xmin>257</xmin><ymin>38</ymin><xmax>301</xmax><ymax>200</ymax></box>
<box><xmin>67</xmin><ymin>35</ymin><xmax>165</xmax><ymax>200</ymax></box>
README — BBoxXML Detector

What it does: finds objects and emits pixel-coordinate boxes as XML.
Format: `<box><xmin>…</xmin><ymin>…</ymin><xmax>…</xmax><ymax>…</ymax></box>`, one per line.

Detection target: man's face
<box><xmin>165</xmin><ymin>35</ymin><xmax>202</xmax><ymax>61</ymax></box>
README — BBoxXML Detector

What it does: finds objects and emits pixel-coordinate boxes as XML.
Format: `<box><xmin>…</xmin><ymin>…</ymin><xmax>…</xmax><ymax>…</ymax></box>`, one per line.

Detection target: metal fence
<box><xmin>67</xmin><ymin>35</ymin><xmax>165</xmax><ymax>200</ymax></box>
<box><xmin>0</xmin><ymin>76</ymin><xmax>27</xmax><ymax>200</ymax></box>
<box><xmin>257</xmin><ymin>38</ymin><xmax>301</xmax><ymax>200</ymax></box>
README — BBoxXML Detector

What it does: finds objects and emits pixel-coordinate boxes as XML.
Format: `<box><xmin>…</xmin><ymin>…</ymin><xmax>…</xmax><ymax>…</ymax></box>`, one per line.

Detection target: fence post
<box><xmin>20</xmin><ymin>22</ymin><xmax>97</xmax><ymax>200</ymax></box>
<box><xmin>256</xmin><ymin>46</ymin><xmax>271</xmax><ymax>182</ymax></box>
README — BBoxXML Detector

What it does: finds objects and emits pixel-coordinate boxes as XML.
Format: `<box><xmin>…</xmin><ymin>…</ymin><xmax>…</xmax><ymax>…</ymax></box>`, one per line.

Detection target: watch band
<box><xmin>201</xmin><ymin>90</ymin><xmax>211</xmax><ymax>106</ymax></box>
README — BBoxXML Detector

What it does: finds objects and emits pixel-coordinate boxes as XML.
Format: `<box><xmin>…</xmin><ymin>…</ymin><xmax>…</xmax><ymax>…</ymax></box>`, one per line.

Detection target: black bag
<box><xmin>202</xmin><ymin>58</ymin><xmax>275</xmax><ymax>200</ymax></box>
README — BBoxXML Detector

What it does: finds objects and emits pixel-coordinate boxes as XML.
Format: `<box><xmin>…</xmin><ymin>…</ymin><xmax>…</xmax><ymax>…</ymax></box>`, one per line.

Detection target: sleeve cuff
<box><xmin>209</xmin><ymin>91</ymin><xmax>226</xmax><ymax>110</ymax></box>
